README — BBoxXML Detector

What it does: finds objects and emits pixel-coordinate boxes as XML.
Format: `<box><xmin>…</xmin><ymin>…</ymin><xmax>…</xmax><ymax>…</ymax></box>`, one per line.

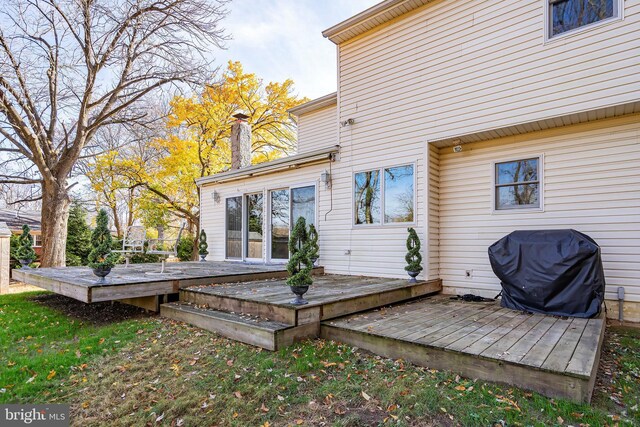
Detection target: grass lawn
<box><xmin>1</xmin><ymin>292</ymin><xmax>638</xmax><ymax>426</ymax></box>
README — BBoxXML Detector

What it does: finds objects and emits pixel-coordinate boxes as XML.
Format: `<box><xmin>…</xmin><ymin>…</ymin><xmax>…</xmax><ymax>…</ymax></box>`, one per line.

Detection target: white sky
<box><xmin>214</xmin><ymin>0</ymin><xmax>380</xmax><ymax>100</ymax></box>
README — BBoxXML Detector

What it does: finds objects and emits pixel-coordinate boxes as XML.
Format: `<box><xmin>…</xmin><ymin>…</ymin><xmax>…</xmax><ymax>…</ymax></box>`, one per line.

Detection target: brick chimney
<box><xmin>230</xmin><ymin>113</ymin><xmax>251</xmax><ymax>170</ymax></box>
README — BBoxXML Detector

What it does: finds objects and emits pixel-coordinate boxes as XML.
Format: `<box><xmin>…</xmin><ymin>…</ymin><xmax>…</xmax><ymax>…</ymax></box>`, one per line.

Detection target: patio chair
<box><xmin>146</xmin><ymin>222</ymin><xmax>186</xmax><ymax>274</ymax></box>
<box><xmin>113</xmin><ymin>225</ymin><xmax>146</xmax><ymax>267</ymax></box>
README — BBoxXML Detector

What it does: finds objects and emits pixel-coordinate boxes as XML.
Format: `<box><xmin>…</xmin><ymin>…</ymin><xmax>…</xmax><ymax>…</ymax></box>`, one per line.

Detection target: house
<box><xmin>0</xmin><ymin>208</ymin><xmax>43</xmax><ymax>257</ymax></box>
<box><xmin>198</xmin><ymin>0</ymin><xmax>640</xmax><ymax>322</ymax></box>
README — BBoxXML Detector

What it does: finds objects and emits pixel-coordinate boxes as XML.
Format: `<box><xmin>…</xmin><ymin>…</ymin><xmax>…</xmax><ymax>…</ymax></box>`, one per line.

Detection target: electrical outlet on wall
<box><xmin>465</xmin><ymin>269</ymin><xmax>473</xmax><ymax>278</ymax></box>
<box><xmin>344</xmin><ymin>249</ymin><xmax>351</xmax><ymax>255</ymax></box>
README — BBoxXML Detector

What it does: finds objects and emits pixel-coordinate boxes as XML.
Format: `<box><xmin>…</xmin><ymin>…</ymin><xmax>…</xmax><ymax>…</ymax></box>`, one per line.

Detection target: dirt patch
<box><xmin>29</xmin><ymin>293</ymin><xmax>155</xmax><ymax>325</ymax></box>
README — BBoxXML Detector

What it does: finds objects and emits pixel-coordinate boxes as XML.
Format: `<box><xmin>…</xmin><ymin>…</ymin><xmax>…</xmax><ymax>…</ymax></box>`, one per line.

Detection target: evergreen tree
<box><xmin>87</xmin><ymin>209</ymin><xmax>120</xmax><ymax>269</ymax></box>
<box><xmin>66</xmin><ymin>202</ymin><xmax>92</xmax><ymax>265</ymax></box>
<box><xmin>286</xmin><ymin>217</ymin><xmax>313</xmax><ymax>287</ymax></box>
<box><xmin>405</xmin><ymin>227</ymin><xmax>423</xmax><ymax>273</ymax></box>
<box><xmin>198</xmin><ymin>229</ymin><xmax>209</xmax><ymax>257</ymax></box>
<box><xmin>16</xmin><ymin>225</ymin><xmax>36</xmax><ymax>266</ymax></box>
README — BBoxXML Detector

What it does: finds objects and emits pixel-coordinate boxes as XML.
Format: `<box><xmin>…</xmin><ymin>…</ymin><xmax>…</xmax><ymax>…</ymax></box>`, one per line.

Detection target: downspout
<box><xmin>617</xmin><ymin>287</ymin><xmax>625</xmax><ymax>322</ymax></box>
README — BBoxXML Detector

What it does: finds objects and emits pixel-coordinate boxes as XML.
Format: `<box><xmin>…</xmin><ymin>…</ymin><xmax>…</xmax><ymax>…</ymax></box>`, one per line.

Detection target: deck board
<box><xmin>321</xmin><ymin>296</ymin><xmax>605</xmax><ymax>403</ymax></box>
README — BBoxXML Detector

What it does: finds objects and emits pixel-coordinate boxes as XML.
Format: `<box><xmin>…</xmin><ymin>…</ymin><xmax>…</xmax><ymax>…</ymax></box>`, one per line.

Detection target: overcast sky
<box><xmin>214</xmin><ymin>0</ymin><xmax>380</xmax><ymax>100</ymax></box>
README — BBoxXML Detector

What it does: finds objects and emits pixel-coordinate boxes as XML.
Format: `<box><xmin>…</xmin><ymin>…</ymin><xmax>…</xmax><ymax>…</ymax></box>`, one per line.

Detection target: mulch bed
<box><xmin>28</xmin><ymin>293</ymin><xmax>155</xmax><ymax>326</ymax></box>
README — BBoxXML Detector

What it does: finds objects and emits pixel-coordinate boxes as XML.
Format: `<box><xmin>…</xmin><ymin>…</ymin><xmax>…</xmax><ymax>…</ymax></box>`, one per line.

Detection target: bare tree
<box><xmin>0</xmin><ymin>0</ymin><xmax>228</xmax><ymax>266</ymax></box>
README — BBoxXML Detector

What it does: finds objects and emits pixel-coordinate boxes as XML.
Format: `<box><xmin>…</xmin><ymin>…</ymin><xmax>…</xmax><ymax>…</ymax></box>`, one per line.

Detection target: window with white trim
<box><xmin>354</xmin><ymin>164</ymin><xmax>414</xmax><ymax>225</ymax></box>
<box><xmin>494</xmin><ymin>158</ymin><xmax>541</xmax><ymax>210</ymax></box>
<box><xmin>548</xmin><ymin>0</ymin><xmax>619</xmax><ymax>38</ymax></box>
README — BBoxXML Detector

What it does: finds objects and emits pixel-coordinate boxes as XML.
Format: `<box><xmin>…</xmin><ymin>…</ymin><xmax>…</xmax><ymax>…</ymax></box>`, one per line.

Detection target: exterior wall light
<box><xmin>212</xmin><ymin>191</ymin><xmax>221</xmax><ymax>203</ymax></box>
<box><xmin>321</xmin><ymin>170</ymin><xmax>332</xmax><ymax>189</ymax></box>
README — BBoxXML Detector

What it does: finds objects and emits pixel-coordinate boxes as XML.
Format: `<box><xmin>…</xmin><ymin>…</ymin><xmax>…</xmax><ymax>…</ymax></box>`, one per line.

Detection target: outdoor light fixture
<box><xmin>453</xmin><ymin>144</ymin><xmax>463</xmax><ymax>153</ymax></box>
<box><xmin>340</xmin><ymin>118</ymin><xmax>355</xmax><ymax>127</ymax></box>
<box><xmin>321</xmin><ymin>170</ymin><xmax>332</xmax><ymax>188</ymax></box>
<box><xmin>212</xmin><ymin>191</ymin><xmax>221</xmax><ymax>203</ymax></box>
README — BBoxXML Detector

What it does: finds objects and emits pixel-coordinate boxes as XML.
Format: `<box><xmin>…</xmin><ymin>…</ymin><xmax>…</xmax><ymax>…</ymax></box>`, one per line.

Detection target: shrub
<box><xmin>66</xmin><ymin>202</ymin><xmax>92</xmax><ymax>265</ymax></box>
<box><xmin>87</xmin><ymin>209</ymin><xmax>120</xmax><ymax>270</ymax></box>
<box><xmin>178</xmin><ymin>235</ymin><xmax>195</xmax><ymax>261</ymax></box>
<box><xmin>286</xmin><ymin>217</ymin><xmax>313</xmax><ymax>287</ymax></box>
<box><xmin>405</xmin><ymin>227</ymin><xmax>423</xmax><ymax>273</ymax></box>
<box><xmin>65</xmin><ymin>253</ymin><xmax>83</xmax><ymax>266</ymax></box>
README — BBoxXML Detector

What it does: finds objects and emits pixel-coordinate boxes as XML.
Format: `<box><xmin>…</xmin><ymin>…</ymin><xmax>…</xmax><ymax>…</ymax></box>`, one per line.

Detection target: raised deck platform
<box><xmin>13</xmin><ymin>262</ymin><xmax>322</xmax><ymax>311</ymax></box>
<box><xmin>321</xmin><ymin>295</ymin><xmax>605</xmax><ymax>403</ymax></box>
<box><xmin>161</xmin><ymin>275</ymin><xmax>443</xmax><ymax>350</ymax></box>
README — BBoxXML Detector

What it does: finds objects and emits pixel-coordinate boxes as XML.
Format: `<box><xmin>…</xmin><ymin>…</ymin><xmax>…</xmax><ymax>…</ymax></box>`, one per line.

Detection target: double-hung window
<box><xmin>494</xmin><ymin>157</ymin><xmax>541</xmax><ymax>211</ymax></box>
<box><xmin>354</xmin><ymin>164</ymin><xmax>415</xmax><ymax>225</ymax></box>
<box><xmin>547</xmin><ymin>0</ymin><xmax>620</xmax><ymax>39</ymax></box>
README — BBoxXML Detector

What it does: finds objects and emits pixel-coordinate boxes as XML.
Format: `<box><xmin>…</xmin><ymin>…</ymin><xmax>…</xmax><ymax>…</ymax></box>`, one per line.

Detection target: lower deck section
<box><xmin>321</xmin><ymin>295</ymin><xmax>605</xmax><ymax>403</ymax></box>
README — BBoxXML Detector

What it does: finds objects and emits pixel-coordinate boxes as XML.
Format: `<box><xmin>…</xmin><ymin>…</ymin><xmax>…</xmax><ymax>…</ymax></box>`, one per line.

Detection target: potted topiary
<box><xmin>306</xmin><ymin>224</ymin><xmax>319</xmax><ymax>266</ymax></box>
<box><xmin>198</xmin><ymin>229</ymin><xmax>209</xmax><ymax>261</ymax></box>
<box><xmin>16</xmin><ymin>224</ymin><xmax>36</xmax><ymax>269</ymax></box>
<box><xmin>405</xmin><ymin>227</ymin><xmax>423</xmax><ymax>283</ymax></box>
<box><xmin>88</xmin><ymin>209</ymin><xmax>120</xmax><ymax>284</ymax></box>
<box><xmin>286</xmin><ymin>217</ymin><xmax>313</xmax><ymax>305</ymax></box>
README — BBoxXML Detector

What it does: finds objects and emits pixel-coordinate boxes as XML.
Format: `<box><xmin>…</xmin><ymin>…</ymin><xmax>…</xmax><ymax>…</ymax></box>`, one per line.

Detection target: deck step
<box><xmin>160</xmin><ymin>302</ymin><xmax>318</xmax><ymax>350</ymax></box>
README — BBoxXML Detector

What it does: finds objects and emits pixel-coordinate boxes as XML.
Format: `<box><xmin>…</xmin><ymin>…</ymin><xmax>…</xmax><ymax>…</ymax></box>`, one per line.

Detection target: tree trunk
<box><xmin>40</xmin><ymin>178</ymin><xmax>71</xmax><ymax>267</ymax></box>
<box><xmin>192</xmin><ymin>217</ymin><xmax>200</xmax><ymax>261</ymax></box>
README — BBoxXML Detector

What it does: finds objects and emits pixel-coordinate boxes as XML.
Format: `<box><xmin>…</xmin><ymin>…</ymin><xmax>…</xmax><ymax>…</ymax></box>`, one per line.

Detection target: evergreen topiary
<box><xmin>404</xmin><ymin>227</ymin><xmax>423</xmax><ymax>273</ymax></box>
<box><xmin>16</xmin><ymin>224</ymin><xmax>36</xmax><ymax>266</ymax></box>
<box><xmin>198</xmin><ymin>229</ymin><xmax>209</xmax><ymax>258</ymax></box>
<box><xmin>87</xmin><ymin>209</ymin><xmax>120</xmax><ymax>270</ymax></box>
<box><xmin>286</xmin><ymin>217</ymin><xmax>313</xmax><ymax>287</ymax></box>
<box><xmin>306</xmin><ymin>224</ymin><xmax>319</xmax><ymax>264</ymax></box>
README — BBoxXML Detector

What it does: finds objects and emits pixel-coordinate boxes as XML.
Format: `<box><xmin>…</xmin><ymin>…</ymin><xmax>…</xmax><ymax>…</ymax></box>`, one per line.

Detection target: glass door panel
<box><xmin>291</xmin><ymin>185</ymin><xmax>316</xmax><ymax>227</ymax></box>
<box><xmin>225</xmin><ymin>196</ymin><xmax>242</xmax><ymax>259</ymax></box>
<box><xmin>245</xmin><ymin>193</ymin><xmax>264</xmax><ymax>260</ymax></box>
<box><xmin>270</xmin><ymin>189</ymin><xmax>290</xmax><ymax>260</ymax></box>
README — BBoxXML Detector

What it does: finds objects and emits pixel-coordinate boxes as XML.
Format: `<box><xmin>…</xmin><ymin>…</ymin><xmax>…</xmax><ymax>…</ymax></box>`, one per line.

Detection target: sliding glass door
<box><xmin>291</xmin><ymin>185</ymin><xmax>316</xmax><ymax>227</ymax></box>
<box><xmin>245</xmin><ymin>193</ymin><xmax>264</xmax><ymax>261</ymax></box>
<box><xmin>225</xmin><ymin>196</ymin><xmax>242</xmax><ymax>259</ymax></box>
<box><xmin>270</xmin><ymin>189</ymin><xmax>290</xmax><ymax>261</ymax></box>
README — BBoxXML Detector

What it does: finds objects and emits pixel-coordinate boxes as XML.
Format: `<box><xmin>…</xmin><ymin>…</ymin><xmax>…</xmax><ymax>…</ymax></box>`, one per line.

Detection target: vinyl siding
<box><xmin>296</xmin><ymin>105</ymin><xmax>338</xmax><ymax>154</ymax></box>
<box><xmin>437</xmin><ymin>115</ymin><xmax>640</xmax><ymax>304</ymax></box>
<box><xmin>337</xmin><ymin>0</ymin><xmax>640</xmax><ymax>142</ymax></box>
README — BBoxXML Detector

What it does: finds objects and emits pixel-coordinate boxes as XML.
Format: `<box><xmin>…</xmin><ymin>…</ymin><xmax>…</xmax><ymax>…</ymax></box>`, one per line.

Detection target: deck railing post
<box><xmin>0</xmin><ymin>222</ymin><xmax>11</xmax><ymax>295</ymax></box>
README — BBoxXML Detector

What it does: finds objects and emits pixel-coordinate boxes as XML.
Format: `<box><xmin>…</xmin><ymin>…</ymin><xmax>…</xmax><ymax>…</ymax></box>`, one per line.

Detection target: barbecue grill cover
<box><xmin>488</xmin><ymin>229</ymin><xmax>605</xmax><ymax>318</ymax></box>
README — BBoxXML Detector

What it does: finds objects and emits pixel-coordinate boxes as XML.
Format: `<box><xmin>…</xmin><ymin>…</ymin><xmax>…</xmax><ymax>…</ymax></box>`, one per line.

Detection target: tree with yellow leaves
<box><xmin>87</xmin><ymin>61</ymin><xmax>307</xmax><ymax>258</ymax></box>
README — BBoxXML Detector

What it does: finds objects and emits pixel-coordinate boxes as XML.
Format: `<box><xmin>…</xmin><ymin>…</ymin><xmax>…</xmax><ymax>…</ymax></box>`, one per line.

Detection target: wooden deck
<box><xmin>13</xmin><ymin>261</ymin><xmax>322</xmax><ymax>310</ymax></box>
<box><xmin>321</xmin><ymin>295</ymin><xmax>605</xmax><ymax>403</ymax></box>
<box><xmin>161</xmin><ymin>275</ymin><xmax>443</xmax><ymax>350</ymax></box>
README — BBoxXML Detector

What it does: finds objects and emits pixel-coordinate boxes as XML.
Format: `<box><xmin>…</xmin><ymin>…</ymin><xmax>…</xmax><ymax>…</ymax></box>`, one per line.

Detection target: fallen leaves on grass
<box><xmin>47</xmin><ymin>370</ymin><xmax>56</xmax><ymax>380</ymax></box>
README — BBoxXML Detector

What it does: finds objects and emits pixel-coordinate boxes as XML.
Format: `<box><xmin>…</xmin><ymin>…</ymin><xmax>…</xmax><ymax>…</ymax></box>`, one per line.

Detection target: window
<box><xmin>245</xmin><ymin>193</ymin><xmax>263</xmax><ymax>259</ymax></box>
<box><xmin>548</xmin><ymin>0</ymin><xmax>618</xmax><ymax>38</ymax></box>
<box><xmin>33</xmin><ymin>234</ymin><xmax>42</xmax><ymax>247</ymax></box>
<box><xmin>291</xmin><ymin>185</ymin><xmax>316</xmax><ymax>227</ymax></box>
<box><xmin>494</xmin><ymin>158</ymin><xmax>541</xmax><ymax>210</ymax></box>
<box><xmin>225</xmin><ymin>197</ymin><xmax>242</xmax><ymax>259</ymax></box>
<box><xmin>384</xmin><ymin>165</ymin><xmax>414</xmax><ymax>223</ymax></box>
<box><xmin>270</xmin><ymin>189</ymin><xmax>290</xmax><ymax>260</ymax></box>
<box><xmin>354</xmin><ymin>164</ymin><xmax>415</xmax><ymax>225</ymax></box>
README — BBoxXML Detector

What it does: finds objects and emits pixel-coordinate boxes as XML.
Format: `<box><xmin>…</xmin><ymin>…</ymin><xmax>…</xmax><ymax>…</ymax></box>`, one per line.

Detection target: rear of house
<box><xmin>199</xmin><ymin>0</ymin><xmax>640</xmax><ymax>321</ymax></box>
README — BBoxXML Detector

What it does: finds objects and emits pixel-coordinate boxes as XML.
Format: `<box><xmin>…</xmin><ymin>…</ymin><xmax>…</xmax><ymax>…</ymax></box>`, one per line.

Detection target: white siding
<box><xmin>338</xmin><ymin>0</ymin><xmax>640</xmax><ymax>142</ymax></box>
<box><xmin>437</xmin><ymin>115</ymin><xmax>640</xmax><ymax>305</ymax></box>
<box><xmin>296</xmin><ymin>105</ymin><xmax>338</xmax><ymax>154</ymax></box>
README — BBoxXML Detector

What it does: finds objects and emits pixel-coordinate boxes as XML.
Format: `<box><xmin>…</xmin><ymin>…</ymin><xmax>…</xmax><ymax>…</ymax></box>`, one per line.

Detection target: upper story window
<box><xmin>354</xmin><ymin>164</ymin><xmax>415</xmax><ymax>225</ymax></box>
<box><xmin>494</xmin><ymin>158</ymin><xmax>541</xmax><ymax>211</ymax></box>
<box><xmin>548</xmin><ymin>0</ymin><xmax>619</xmax><ymax>38</ymax></box>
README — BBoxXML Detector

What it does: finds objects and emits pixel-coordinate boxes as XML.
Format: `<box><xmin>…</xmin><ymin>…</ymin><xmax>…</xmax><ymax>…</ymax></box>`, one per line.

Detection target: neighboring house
<box><xmin>198</xmin><ymin>0</ymin><xmax>640</xmax><ymax>321</ymax></box>
<box><xmin>0</xmin><ymin>208</ymin><xmax>42</xmax><ymax>256</ymax></box>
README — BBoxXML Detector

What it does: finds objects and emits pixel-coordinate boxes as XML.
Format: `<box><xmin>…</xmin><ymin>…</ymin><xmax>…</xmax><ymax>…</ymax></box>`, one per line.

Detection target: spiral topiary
<box><xmin>88</xmin><ymin>209</ymin><xmax>120</xmax><ymax>269</ymax></box>
<box><xmin>306</xmin><ymin>224</ymin><xmax>319</xmax><ymax>264</ymax></box>
<box><xmin>405</xmin><ymin>227</ymin><xmax>423</xmax><ymax>273</ymax></box>
<box><xmin>16</xmin><ymin>224</ymin><xmax>36</xmax><ymax>266</ymax></box>
<box><xmin>286</xmin><ymin>217</ymin><xmax>313</xmax><ymax>287</ymax></box>
<box><xmin>198</xmin><ymin>229</ymin><xmax>209</xmax><ymax>257</ymax></box>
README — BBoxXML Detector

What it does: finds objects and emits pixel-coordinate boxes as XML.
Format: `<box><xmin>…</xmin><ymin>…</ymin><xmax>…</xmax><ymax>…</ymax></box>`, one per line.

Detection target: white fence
<box><xmin>0</xmin><ymin>222</ymin><xmax>10</xmax><ymax>294</ymax></box>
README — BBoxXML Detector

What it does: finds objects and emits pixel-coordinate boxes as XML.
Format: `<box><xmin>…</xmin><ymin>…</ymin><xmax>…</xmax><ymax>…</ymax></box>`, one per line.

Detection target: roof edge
<box><xmin>197</xmin><ymin>145</ymin><xmax>340</xmax><ymax>186</ymax></box>
<box><xmin>322</xmin><ymin>0</ymin><xmax>430</xmax><ymax>44</ymax></box>
<box><xmin>288</xmin><ymin>92</ymin><xmax>337</xmax><ymax>116</ymax></box>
